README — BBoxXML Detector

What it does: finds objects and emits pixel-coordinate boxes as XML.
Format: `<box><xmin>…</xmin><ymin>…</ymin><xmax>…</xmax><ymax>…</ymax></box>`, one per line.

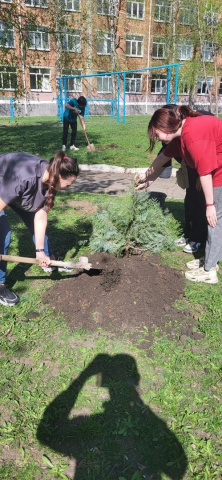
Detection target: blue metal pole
<box><xmin>123</xmin><ymin>72</ymin><xmax>126</xmax><ymax>124</ymax></box>
<box><xmin>174</xmin><ymin>64</ymin><xmax>179</xmax><ymax>104</ymax></box>
<box><xmin>166</xmin><ymin>67</ymin><xmax>171</xmax><ymax>104</ymax></box>
<box><xmin>59</xmin><ymin>78</ymin><xmax>64</xmax><ymax>120</ymax></box>
<box><xmin>10</xmin><ymin>97</ymin><xmax>14</xmax><ymax>121</ymax></box>
<box><xmin>117</xmin><ymin>74</ymin><xmax>120</xmax><ymax>123</ymax></box>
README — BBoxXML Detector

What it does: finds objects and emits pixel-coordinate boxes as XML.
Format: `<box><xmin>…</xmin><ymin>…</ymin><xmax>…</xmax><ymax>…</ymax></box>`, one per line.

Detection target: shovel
<box><xmin>78</xmin><ymin>114</ymin><xmax>95</xmax><ymax>152</ymax></box>
<box><xmin>0</xmin><ymin>254</ymin><xmax>92</xmax><ymax>271</ymax></box>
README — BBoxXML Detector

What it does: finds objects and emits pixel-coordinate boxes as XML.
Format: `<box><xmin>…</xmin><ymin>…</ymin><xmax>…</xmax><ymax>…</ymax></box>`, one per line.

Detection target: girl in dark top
<box><xmin>0</xmin><ymin>151</ymin><xmax>79</xmax><ymax>306</ymax></box>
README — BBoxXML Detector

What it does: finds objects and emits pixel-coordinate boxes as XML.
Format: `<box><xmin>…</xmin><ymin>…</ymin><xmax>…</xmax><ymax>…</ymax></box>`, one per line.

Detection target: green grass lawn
<box><xmin>0</xmin><ymin>118</ymin><xmax>222</xmax><ymax>479</ymax></box>
<box><xmin>0</xmin><ymin>115</ymin><xmax>159</xmax><ymax>168</ymax></box>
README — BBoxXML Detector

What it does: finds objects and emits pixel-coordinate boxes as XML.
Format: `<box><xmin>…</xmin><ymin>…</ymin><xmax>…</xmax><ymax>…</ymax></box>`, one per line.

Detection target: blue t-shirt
<box><xmin>63</xmin><ymin>98</ymin><xmax>85</xmax><ymax>123</ymax></box>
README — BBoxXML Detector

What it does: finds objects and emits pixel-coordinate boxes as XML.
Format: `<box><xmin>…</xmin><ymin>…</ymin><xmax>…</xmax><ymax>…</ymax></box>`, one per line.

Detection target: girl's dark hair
<box><xmin>148</xmin><ymin>105</ymin><xmax>202</xmax><ymax>151</ymax></box>
<box><xmin>77</xmin><ymin>96</ymin><xmax>87</xmax><ymax>107</ymax></box>
<box><xmin>45</xmin><ymin>151</ymin><xmax>79</xmax><ymax>211</ymax></box>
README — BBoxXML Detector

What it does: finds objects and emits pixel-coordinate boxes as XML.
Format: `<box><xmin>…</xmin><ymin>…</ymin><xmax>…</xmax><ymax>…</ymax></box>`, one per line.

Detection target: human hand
<box><xmin>206</xmin><ymin>205</ymin><xmax>217</xmax><ymax>227</ymax></box>
<box><xmin>36</xmin><ymin>251</ymin><xmax>51</xmax><ymax>267</ymax></box>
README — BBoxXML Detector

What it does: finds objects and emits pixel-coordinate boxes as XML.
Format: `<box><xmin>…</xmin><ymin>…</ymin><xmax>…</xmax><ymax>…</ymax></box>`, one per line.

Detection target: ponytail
<box><xmin>148</xmin><ymin>105</ymin><xmax>202</xmax><ymax>151</ymax></box>
<box><xmin>45</xmin><ymin>151</ymin><xmax>79</xmax><ymax>211</ymax></box>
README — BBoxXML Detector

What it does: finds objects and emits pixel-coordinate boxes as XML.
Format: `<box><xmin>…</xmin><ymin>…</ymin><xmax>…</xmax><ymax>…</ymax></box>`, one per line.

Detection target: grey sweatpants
<box><xmin>205</xmin><ymin>186</ymin><xmax>222</xmax><ymax>270</ymax></box>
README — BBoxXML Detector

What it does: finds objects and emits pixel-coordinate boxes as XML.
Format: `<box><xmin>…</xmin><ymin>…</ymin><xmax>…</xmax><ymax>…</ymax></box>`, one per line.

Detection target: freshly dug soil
<box><xmin>43</xmin><ymin>253</ymin><xmax>197</xmax><ymax>348</ymax></box>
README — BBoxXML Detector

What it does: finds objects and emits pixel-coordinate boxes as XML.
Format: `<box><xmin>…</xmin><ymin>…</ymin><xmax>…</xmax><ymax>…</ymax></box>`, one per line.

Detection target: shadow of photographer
<box><xmin>37</xmin><ymin>353</ymin><xmax>187</xmax><ymax>480</ymax></box>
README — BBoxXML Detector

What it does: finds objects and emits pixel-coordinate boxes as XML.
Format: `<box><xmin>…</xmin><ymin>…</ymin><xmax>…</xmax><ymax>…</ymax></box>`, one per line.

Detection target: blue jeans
<box><xmin>0</xmin><ymin>208</ymin><xmax>51</xmax><ymax>284</ymax></box>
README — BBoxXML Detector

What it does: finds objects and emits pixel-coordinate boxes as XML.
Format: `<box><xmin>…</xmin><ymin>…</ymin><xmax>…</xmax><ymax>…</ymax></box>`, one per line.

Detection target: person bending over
<box><xmin>135</xmin><ymin>105</ymin><xmax>222</xmax><ymax>284</ymax></box>
<box><xmin>62</xmin><ymin>95</ymin><xmax>87</xmax><ymax>152</ymax></box>
<box><xmin>0</xmin><ymin>151</ymin><xmax>79</xmax><ymax>306</ymax></box>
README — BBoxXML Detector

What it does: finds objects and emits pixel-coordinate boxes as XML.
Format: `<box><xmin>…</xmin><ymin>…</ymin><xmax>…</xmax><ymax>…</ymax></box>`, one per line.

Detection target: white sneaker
<box><xmin>41</xmin><ymin>266</ymin><xmax>57</xmax><ymax>274</ymax></box>
<box><xmin>183</xmin><ymin>241</ymin><xmax>201</xmax><ymax>254</ymax></box>
<box><xmin>62</xmin><ymin>145</ymin><xmax>66</xmax><ymax>152</ymax></box>
<box><xmin>186</xmin><ymin>257</ymin><xmax>205</xmax><ymax>270</ymax></box>
<box><xmin>185</xmin><ymin>266</ymin><xmax>218</xmax><ymax>284</ymax></box>
<box><xmin>70</xmin><ymin>145</ymin><xmax>79</xmax><ymax>151</ymax></box>
<box><xmin>175</xmin><ymin>237</ymin><xmax>188</xmax><ymax>247</ymax></box>
<box><xmin>186</xmin><ymin>258</ymin><xmax>219</xmax><ymax>271</ymax></box>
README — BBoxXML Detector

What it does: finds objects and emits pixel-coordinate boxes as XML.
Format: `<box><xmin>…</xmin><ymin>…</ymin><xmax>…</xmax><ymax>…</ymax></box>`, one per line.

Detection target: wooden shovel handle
<box><xmin>0</xmin><ymin>254</ymin><xmax>92</xmax><ymax>270</ymax></box>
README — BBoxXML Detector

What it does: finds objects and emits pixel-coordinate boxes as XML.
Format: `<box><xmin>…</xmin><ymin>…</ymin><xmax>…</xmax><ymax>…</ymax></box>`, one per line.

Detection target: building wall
<box><xmin>0</xmin><ymin>0</ymin><xmax>222</xmax><ymax>117</ymax></box>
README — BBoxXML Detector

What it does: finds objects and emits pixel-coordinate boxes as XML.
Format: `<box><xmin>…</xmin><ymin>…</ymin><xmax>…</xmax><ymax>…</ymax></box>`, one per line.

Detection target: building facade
<box><xmin>0</xmin><ymin>0</ymin><xmax>222</xmax><ymax>116</ymax></box>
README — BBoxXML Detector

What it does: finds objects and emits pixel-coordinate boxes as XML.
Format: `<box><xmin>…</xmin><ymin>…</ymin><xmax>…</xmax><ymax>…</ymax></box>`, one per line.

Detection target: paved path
<box><xmin>68</xmin><ymin>171</ymin><xmax>185</xmax><ymax>200</ymax></box>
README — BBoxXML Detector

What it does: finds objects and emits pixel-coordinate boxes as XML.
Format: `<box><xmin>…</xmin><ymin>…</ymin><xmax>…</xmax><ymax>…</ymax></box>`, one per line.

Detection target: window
<box><xmin>126</xmin><ymin>1</ymin><xmax>145</xmax><ymax>20</ymax></box>
<box><xmin>202</xmin><ymin>42</ymin><xmax>214</xmax><ymax>61</ymax></box>
<box><xmin>177</xmin><ymin>40</ymin><xmax>193</xmax><ymax>60</ymax></box>
<box><xmin>97</xmin><ymin>32</ymin><xmax>111</xmax><ymax>55</ymax></box>
<box><xmin>62</xmin><ymin>70</ymin><xmax>82</xmax><ymax>92</ymax></box>
<box><xmin>97</xmin><ymin>74</ymin><xmax>112</xmax><ymax>93</ymax></box>
<box><xmin>25</xmin><ymin>0</ymin><xmax>47</xmax><ymax>7</ymax></box>
<box><xmin>61</xmin><ymin>30</ymin><xmax>81</xmax><ymax>52</ymax></box>
<box><xmin>197</xmin><ymin>77</ymin><xmax>213</xmax><ymax>95</ymax></box>
<box><xmin>219</xmin><ymin>78</ymin><xmax>222</xmax><ymax>96</ymax></box>
<box><xmin>204</xmin><ymin>10</ymin><xmax>219</xmax><ymax>26</ymax></box>
<box><xmin>152</xmin><ymin>37</ymin><xmax>166</xmax><ymax>59</ymax></box>
<box><xmin>97</xmin><ymin>0</ymin><xmax>117</xmax><ymax>15</ymax></box>
<box><xmin>28</xmin><ymin>26</ymin><xmax>49</xmax><ymax>50</ymax></box>
<box><xmin>178</xmin><ymin>81</ymin><xmax>190</xmax><ymax>95</ymax></box>
<box><xmin>154</xmin><ymin>1</ymin><xmax>171</xmax><ymax>22</ymax></box>
<box><xmin>126</xmin><ymin>35</ymin><xmax>143</xmax><ymax>57</ymax></box>
<box><xmin>179</xmin><ymin>5</ymin><xmax>195</xmax><ymax>25</ymax></box>
<box><xmin>0</xmin><ymin>23</ymin><xmax>14</xmax><ymax>48</ymax></box>
<box><xmin>151</xmin><ymin>74</ymin><xmax>167</xmax><ymax>94</ymax></box>
<box><xmin>126</xmin><ymin>73</ymin><xmax>142</xmax><ymax>93</ymax></box>
<box><xmin>61</xmin><ymin>0</ymin><xmax>80</xmax><ymax>11</ymax></box>
<box><xmin>1</xmin><ymin>0</ymin><xmax>12</xmax><ymax>3</ymax></box>
<box><xmin>30</xmin><ymin>67</ymin><xmax>51</xmax><ymax>91</ymax></box>
<box><xmin>0</xmin><ymin>66</ymin><xmax>17</xmax><ymax>90</ymax></box>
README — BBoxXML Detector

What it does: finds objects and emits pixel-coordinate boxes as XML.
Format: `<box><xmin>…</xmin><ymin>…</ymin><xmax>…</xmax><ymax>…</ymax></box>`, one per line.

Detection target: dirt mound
<box><xmin>43</xmin><ymin>252</ymin><xmax>195</xmax><ymax>348</ymax></box>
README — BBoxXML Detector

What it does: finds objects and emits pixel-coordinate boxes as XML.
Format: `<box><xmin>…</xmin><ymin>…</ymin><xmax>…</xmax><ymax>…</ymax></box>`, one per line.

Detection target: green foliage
<box><xmin>90</xmin><ymin>191</ymin><xmax>181</xmax><ymax>256</ymax></box>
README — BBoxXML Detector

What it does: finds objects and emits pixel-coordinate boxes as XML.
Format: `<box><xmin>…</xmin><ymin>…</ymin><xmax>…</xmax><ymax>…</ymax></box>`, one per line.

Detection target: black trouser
<box><xmin>62</xmin><ymin>119</ymin><xmax>77</xmax><ymax>147</ymax></box>
<box><xmin>184</xmin><ymin>167</ymin><xmax>208</xmax><ymax>243</ymax></box>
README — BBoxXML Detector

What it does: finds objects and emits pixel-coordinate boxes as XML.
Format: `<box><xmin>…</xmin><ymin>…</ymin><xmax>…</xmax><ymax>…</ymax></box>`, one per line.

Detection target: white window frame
<box><xmin>197</xmin><ymin>77</ymin><xmax>213</xmax><ymax>95</ymax></box>
<box><xmin>0</xmin><ymin>23</ymin><xmax>14</xmax><ymax>48</ymax></box>
<box><xmin>151</xmin><ymin>74</ymin><xmax>167</xmax><ymax>94</ymax></box>
<box><xmin>28</xmin><ymin>26</ymin><xmax>50</xmax><ymax>50</ymax></box>
<box><xmin>154</xmin><ymin>1</ymin><xmax>172</xmax><ymax>23</ymax></box>
<box><xmin>30</xmin><ymin>67</ymin><xmax>51</xmax><ymax>91</ymax></box>
<box><xmin>61</xmin><ymin>30</ymin><xmax>81</xmax><ymax>52</ymax></box>
<box><xmin>202</xmin><ymin>41</ymin><xmax>214</xmax><ymax>62</ymax></box>
<box><xmin>0</xmin><ymin>66</ymin><xmax>17</xmax><ymax>90</ymax></box>
<box><xmin>126</xmin><ymin>1</ymin><xmax>145</xmax><ymax>20</ymax></box>
<box><xmin>97</xmin><ymin>0</ymin><xmax>118</xmax><ymax>16</ymax></box>
<box><xmin>97</xmin><ymin>32</ymin><xmax>111</xmax><ymax>55</ymax></box>
<box><xmin>152</xmin><ymin>37</ymin><xmax>166</xmax><ymax>59</ymax></box>
<box><xmin>62</xmin><ymin>70</ymin><xmax>82</xmax><ymax>92</ymax></box>
<box><xmin>1</xmin><ymin>0</ymin><xmax>12</xmax><ymax>3</ymax></box>
<box><xmin>178</xmin><ymin>81</ymin><xmax>190</xmax><ymax>95</ymax></box>
<box><xmin>97</xmin><ymin>74</ymin><xmax>112</xmax><ymax>93</ymax></box>
<box><xmin>61</xmin><ymin>0</ymin><xmax>80</xmax><ymax>12</ymax></box>
<box><xmin>126</xmin><ymin>73</ymin><xmax>142</xmax><ymax>93</ymax></box>
<box><xmin>179</xmin><ymin>5</ymin><xmax>195</xmax><ymax>25</ymax></box>
<box><xmin>126</xmin><ymin>35</ymin><xmax>143</xmax><ymax>57</ymax></box>
<box><xmin>177</xmin><ymin>40</ymin><xmax>193</xmax><ymax>60</ymax></box>
<box><xmin>25</xmin><ymin>0</ymin><xmax>48</xmax><ymax>7</ymax></box>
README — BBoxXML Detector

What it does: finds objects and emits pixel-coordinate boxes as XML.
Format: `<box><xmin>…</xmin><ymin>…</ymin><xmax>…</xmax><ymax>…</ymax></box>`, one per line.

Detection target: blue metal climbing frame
<box><xmin>57</xmin><ymin>63</ymin><xmax>184</xmax><ymax>123</ymax></box>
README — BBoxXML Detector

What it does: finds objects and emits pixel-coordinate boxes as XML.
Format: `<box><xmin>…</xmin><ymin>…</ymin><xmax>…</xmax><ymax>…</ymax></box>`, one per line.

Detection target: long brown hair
<box><xmin>45</xmin><ymin>151</ymin><xmax>79</xmax><ymax>211</ymax></box>
<box><xmin>148</xmin><ymin>105</ymin><xmax>202</xmax><ymax>151</ymax></box>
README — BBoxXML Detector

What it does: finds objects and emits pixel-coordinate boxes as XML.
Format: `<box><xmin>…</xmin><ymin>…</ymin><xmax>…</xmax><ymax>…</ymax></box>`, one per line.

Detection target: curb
<box><xmin>79</xmin><ymin>164</ymin><xmax>178</xmax><ymax>178</ymax></box>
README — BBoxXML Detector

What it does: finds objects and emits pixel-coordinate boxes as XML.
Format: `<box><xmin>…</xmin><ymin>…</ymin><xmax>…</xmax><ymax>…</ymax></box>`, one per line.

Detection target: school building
<box><xmin>0</xmin><ymin>0</ymin><xmax>222</xmax><ymax>117</ymax></box>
